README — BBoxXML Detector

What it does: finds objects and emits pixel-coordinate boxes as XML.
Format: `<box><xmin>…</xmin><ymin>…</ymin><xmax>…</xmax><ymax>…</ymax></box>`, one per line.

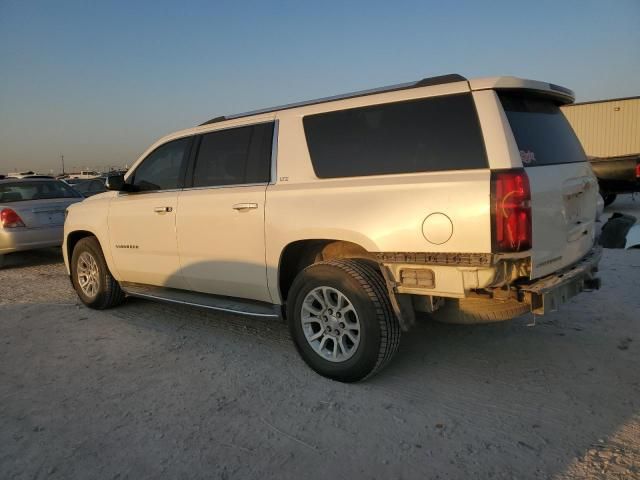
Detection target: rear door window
<box><xmin>499</xmin><ymin>93</ymin><xmax>587</xmax><ymax>166</ymax></box>
<box><xmin>191</xmin><ymin>122</ymin><xmax>274</xmax><ymax>188</ymax></box>
<box><xmin>303</xmin><ymin>93</ymin><xmax>487</xmax><ymax>178</ymax></box>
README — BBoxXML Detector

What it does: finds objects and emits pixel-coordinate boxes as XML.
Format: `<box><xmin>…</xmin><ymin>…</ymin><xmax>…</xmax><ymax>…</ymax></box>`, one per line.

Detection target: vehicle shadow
<box><xmin>1</xmin><ymin>247</ymin><xmax>64</xmax><ymax>270</ymax></box>
<box><xmin>113</xmin><ymin>293</ymin><xmax>638</xmax><ymax>477</ymax></box>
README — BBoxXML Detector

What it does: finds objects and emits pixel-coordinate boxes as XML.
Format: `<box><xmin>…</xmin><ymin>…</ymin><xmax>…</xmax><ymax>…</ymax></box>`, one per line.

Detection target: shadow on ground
<box><xmin>1</xmin><ymin>247</ymin><xmax>63</xmax><ymax>270</ymax></box>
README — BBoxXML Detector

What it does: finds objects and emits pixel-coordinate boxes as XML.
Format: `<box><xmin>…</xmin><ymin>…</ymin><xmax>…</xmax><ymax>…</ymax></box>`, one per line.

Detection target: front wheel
<box><xmin>287</xmin><ymin>259</ymin><xmax>401</xmax><ymax>382</ymax></box>
<box><xmin>71</xmin><ymin>237</ymin><xmax>125</xmax><ymax>309</ymax></box>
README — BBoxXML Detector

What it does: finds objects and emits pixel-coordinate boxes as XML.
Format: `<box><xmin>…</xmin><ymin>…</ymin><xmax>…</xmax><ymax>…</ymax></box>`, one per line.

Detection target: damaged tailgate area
<box><xmin>515</xmin><ymin>246</ymin><xmax>602</xmax><ymax>314</ymax></box>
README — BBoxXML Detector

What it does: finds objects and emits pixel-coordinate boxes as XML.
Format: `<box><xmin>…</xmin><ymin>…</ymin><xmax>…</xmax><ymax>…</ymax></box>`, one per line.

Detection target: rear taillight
<box><xmin>491</xmin><ymin>169</ymin><xmax>532</xmax><ymax>252</ymax></box>
<box><xmin>635</xmin><ymin>162</ymin><xmax>640</xmax><ymax>178</ymax></box>
<box><xmin>0</xmin><ymin>208</ymin><xmax>26</xmax><ymax>228</ymax></box>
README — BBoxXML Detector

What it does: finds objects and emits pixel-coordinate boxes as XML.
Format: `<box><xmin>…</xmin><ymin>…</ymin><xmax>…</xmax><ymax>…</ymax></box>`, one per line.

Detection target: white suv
<box><xmin>63</xmin><ymin>74</ymin><xmax>602</xmax><ymax>382</ymax></box>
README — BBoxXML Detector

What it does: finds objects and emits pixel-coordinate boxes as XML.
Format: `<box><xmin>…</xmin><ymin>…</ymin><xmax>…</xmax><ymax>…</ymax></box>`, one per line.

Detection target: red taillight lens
<box><xmin>491</xmin><ymin>169</ymin><xmax>532</xmax><ymax>252</ymax></box>
<box><xmin>0</xmin><ymin>208</ymin><xmax>26</xmax><ymax>228</ymax></box>
<box><xmin>635</xmin><ymin>162</ymin><xmax>640</xmax><ymax>178</ymax></box>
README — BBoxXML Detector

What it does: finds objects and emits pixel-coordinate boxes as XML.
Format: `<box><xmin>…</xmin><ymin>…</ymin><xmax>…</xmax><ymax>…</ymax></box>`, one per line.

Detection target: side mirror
<box><xmin>105</xmin><ymin>174</ymin><xmax>126</xmax><ymax>191</ymax></box>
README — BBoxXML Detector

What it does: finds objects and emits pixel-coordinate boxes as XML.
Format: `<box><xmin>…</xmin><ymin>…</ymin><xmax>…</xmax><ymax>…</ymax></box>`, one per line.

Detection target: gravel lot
<box><xmin>1</xmin><ymin>196</ymin><xmax>639</xmax><ymax>479</ymax></box>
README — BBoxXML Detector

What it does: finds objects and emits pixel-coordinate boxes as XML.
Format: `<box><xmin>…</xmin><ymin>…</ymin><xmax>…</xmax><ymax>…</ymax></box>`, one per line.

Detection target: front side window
<box><xmin>192</xmin><ymin>122</ymin><xmax>274</xmax><ymax>188</ymax></box>
<box><xmin>303</xmin><ymin>93</ymin><xmax>488</xmax><ymax>178</ymax></box>
<box><xmin>131</xmin><ymin>137</ymin><xmax>190</xmax><ymax>191</ymax></box>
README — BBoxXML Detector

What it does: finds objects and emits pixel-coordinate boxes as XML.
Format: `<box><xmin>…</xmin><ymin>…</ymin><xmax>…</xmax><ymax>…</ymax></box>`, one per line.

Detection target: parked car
<box><xmin>1</xmin><ymin>178</ymin><xmax>83</xmax><ymax>267</ymax></box>
<box><xmin>67</xmin><ymin>170</ymin><xmax>101</xmax><ymax>180</ymax></box>
<box><xmin>6</xmin><ymin>171</ymin><xmax>36</xmax><ymax>178</ymax></box>
<box><xmin>63</xmin><ymin>74</ymin><xmax>602</xmax><ymax>382</ymax></box>
<box><xmin>6</xmin><ymin>172</ymin><xmax>55</xmax><ymax>180</ymax></box>
<box><xmin>588</xmin><ymin>154</ymin><xmax>640</xmax><ymax>206</ymax></box>
<box><xmin>66</xmin><ymin>178</ymin><xmax>107</xmax><ymax>197</ymax></box>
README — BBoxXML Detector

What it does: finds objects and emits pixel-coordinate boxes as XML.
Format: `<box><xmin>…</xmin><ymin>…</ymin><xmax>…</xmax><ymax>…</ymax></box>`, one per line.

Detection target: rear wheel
<box><xmin>287</xmin><ymin>259</ymin><xmax>401</xmax><ymax>382</ymax></box>
<box><xmin>71</xmin><ymin>237</ymin><xmax>125</xmax><ymax>309</ymax></box>
<box><xmin>0</xmin><ymin>254</ymin><xmax>4</xmax><ymax>269</ymax></box>
<box><xmin>603</xmin><ymin>193</ymin><xmax>617</xmax><ymax>207</ymax></box>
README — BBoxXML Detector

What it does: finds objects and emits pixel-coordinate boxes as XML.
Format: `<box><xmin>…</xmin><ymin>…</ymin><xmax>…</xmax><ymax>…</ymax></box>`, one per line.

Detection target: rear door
<box><xmin>499</xmin><ymin>93</ymin><xmax>598</xmax><ymax>279</ymax></box>
<box><xmin>176</xmin><ymin>121</ymin><xmax>274</xmax><ymax>303</ymax></box>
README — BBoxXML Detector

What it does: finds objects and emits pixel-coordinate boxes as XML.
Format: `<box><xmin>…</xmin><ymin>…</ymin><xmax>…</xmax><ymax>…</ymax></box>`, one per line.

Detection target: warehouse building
<box><xmin>561</xmin><ymin>96</ymin><xmax>640</xmax><ymax>158</ymax></box>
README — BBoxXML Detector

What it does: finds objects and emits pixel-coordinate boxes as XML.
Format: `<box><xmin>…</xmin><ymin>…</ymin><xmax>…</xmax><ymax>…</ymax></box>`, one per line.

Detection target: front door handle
<box><xmin>232</xmin><ymin>203</ymin><xmax>258</xmax><ymax>211</ymax></box>
<box><xmin>154</xmin><ymin>206</ymin><xmax>173</xmax><ymax>213</ymax></box>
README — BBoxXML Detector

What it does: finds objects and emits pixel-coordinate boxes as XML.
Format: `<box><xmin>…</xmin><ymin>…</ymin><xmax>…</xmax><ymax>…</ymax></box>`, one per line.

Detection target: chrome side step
<box><xmin>120</xmin><ymin>283</ymin><xmax>281</xmax><ymax>319</ymax></box>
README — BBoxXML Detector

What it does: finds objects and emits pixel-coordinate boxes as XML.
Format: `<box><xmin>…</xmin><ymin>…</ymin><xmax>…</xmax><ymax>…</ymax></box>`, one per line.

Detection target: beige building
<box><xmin>561</xmin><ymin>96</ymin><xmax>639</xmax><ymax>158</ymax></box>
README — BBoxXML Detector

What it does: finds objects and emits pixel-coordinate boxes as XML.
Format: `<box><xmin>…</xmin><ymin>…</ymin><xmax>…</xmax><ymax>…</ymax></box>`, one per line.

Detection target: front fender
<box><xmin>63</xmin><ymin>197</ymin><xmax>119</xmax><ymax>279</ymax></box>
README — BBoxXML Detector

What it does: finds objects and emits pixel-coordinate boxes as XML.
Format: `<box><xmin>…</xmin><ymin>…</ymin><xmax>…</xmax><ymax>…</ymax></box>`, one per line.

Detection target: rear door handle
<box><xmin>232</xmin><ymin>203</ymin><xmax>258</xmax><ymax>211</ymax></box>
<box><xmin>154</xmin><ymin>206</ymin><xmax>173</xmax><ymax>213</ymax></box>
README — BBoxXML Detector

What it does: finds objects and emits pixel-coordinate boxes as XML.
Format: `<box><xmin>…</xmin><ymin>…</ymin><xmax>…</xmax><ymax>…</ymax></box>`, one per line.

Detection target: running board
<box><xmin>120</xmin><ymin>283</ymin><xmax>281</xmax><ymax>319</ymax></box>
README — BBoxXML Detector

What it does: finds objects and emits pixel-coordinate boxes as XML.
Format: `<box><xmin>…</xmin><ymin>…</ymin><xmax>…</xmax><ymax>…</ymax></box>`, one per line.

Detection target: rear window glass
<box><xmin>499</xmin><ymin>93</ymin><xmax>586</xmax><ymax>166</ymax></box>
<box><xmin>0</xmin><ymin>181</ymin><xmax>82</xmax><ymax>202</ymax></box>
<box><xmin>303</xmin><ymin>93</ymin><xmax>488</xmax><ymax>178</ymax></box>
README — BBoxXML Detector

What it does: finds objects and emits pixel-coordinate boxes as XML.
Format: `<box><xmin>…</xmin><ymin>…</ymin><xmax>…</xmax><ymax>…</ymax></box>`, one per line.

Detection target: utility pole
<box><xmin>60</xmin><ymin>154</ymin><xmax>65</xmax><ymax>175</ymax></box>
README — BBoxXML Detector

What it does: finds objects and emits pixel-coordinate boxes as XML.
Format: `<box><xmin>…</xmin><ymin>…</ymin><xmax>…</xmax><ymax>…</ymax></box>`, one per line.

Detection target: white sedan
<box><xmin>0</xmin><ymin>178</ymin><xmax>83</xmax><ymax>268</ymax></box>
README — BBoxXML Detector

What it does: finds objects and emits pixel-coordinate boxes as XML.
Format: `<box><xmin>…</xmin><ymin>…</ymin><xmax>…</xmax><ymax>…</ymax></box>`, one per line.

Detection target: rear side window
<box><xmin>499</xmin><ymin>93</ymin><xmax>586</xmax><ymax>166</ymax></box>
<box><xmin>192</xmin><ymin>122</ymin><xmax>274</xmax><ymax>188</ymax></box>
<box><xmin>303</xmin><ymin>93</ymin><xmax>487</xmax><ymax>178</ymax></box>
<box><xmin>132</xmin><ymin>137</ymin><xmax>190</xmax><ymax>191</ymax></box>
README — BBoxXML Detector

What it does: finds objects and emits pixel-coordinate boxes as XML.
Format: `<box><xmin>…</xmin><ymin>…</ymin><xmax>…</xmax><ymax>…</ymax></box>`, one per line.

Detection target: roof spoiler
<box><xmin>469</xmin><ymin>77</ymin><xmax>575</xmax><ymax>104</ymax></box>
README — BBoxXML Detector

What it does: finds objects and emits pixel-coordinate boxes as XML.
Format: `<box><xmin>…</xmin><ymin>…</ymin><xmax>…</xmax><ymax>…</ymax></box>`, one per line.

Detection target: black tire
<box><xmin>603</xmin><ymin>193</ymin><xmax>617</xmax><ymax>207</ymax></box>
<box><xmin>71</xmin><ymin>236</ymin><xmax>125</xmax><ymax>309</ymax></box>
<box><xmin>0</xmin><ymin>254</ymin><xmax>4</xmax><ymax>269</ymax></box>
<box><xmin>431</xmin><ymin>296</ymin><xmax>529</xmax><ymax>324</ymax></box>
<box><xmin>287</xmin><ymin>259</ymin><xmax>401</xmax><ymax>382</ymax></box>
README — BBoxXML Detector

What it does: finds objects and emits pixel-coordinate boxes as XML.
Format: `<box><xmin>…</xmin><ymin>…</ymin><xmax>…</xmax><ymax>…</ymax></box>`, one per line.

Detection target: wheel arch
<box><xmin>277</xmin><ymin>239</ymin><xmax>375</xmax><ymax>303</ymax></box>
<box><xmin>66</xmin><ymin>230</ymin><xmax>96</xmax><ymax>263</ymax></box>
<box><xmin>65</xmin><ymin>229</ymin><xmax>119</xmax><ymax>280</ymax></box>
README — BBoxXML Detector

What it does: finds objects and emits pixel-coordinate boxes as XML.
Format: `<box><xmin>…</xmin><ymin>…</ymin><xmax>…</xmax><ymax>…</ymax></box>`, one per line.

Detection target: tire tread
<box><xmin>301</xmin><ymin>259</ymin><xmax>401</xmax><ymax>380</ymax></box>
<box><xmin>72</xmin><ymin>237</ymin><xmax>125</xmax><ymax>310</ymax></box>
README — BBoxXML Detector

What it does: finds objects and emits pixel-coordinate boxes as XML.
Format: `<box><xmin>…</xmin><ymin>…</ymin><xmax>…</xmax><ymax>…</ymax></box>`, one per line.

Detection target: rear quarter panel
<box><xmin>266</xmin><ymin>99</ymin><xmax>492</xmax><ymax>302</ymax></box>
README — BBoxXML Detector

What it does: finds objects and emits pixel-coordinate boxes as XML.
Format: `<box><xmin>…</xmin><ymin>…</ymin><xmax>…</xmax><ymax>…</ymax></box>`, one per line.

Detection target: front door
<box><xmin>176</xmin><ymin>121</ymin><xmax>274</xmax><ymax>303</ymax></box>
<box><xmin>108</xmin><ymin>136</ymin><xmax>191</xmax><ymax>288</ymax></box>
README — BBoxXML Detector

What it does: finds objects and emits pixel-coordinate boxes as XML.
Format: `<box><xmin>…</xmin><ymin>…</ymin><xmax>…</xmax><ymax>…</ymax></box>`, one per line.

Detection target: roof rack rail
<box><xmin>199</xmin><ymin>73</ymin><xmax>467</xmax><ymax>126</ymax></box>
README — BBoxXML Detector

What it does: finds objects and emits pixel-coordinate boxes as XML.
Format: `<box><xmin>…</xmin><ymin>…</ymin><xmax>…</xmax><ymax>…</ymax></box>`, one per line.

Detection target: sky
<box><xmin>1</xmin><ymin>0</ymin><xmax>639</xmax><ymax>174</ymax></box>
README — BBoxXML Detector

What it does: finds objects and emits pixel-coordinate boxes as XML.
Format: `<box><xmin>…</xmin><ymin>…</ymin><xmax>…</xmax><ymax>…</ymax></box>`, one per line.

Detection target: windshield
<box><xmin>0</xmin><ymin>181</ymin><xmax>82</xmax><ymax>203</ymax></box>
<box><xmin>499</xmin><ymin>93</ymin><xmax>587</xmax><ymax>166</ymax></box>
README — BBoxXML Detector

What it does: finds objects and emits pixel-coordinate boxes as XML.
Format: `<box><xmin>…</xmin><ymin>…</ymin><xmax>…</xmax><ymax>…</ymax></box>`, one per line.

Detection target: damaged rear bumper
<box><xmin>517</xmin><ymin>245</ymin><xmax>602</xmax><ymax>315</ymax></box>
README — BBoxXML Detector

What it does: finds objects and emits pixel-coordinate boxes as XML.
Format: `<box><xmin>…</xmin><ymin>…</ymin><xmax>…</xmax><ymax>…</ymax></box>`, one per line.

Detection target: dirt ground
<box><xmin>1</xmin><ymin>196</ymin><xmax>639</xmax><ymax>479</ymax></box>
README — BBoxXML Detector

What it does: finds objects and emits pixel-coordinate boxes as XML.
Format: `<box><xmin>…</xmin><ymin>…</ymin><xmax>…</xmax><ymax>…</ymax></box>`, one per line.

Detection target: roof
<box><xmin>199</xmin><ymin>74</ymin><xmax>468</xmax><ymax>125</ymax></box>
<box><xmin>0</xmin><ymin>178</ymin><xmax>61</xmax><ymax>184</ymax></box>
<box><xmin>199</xmin><ymin>74</ymin><xmax>575</xmax><ymax>126</ymax></box>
